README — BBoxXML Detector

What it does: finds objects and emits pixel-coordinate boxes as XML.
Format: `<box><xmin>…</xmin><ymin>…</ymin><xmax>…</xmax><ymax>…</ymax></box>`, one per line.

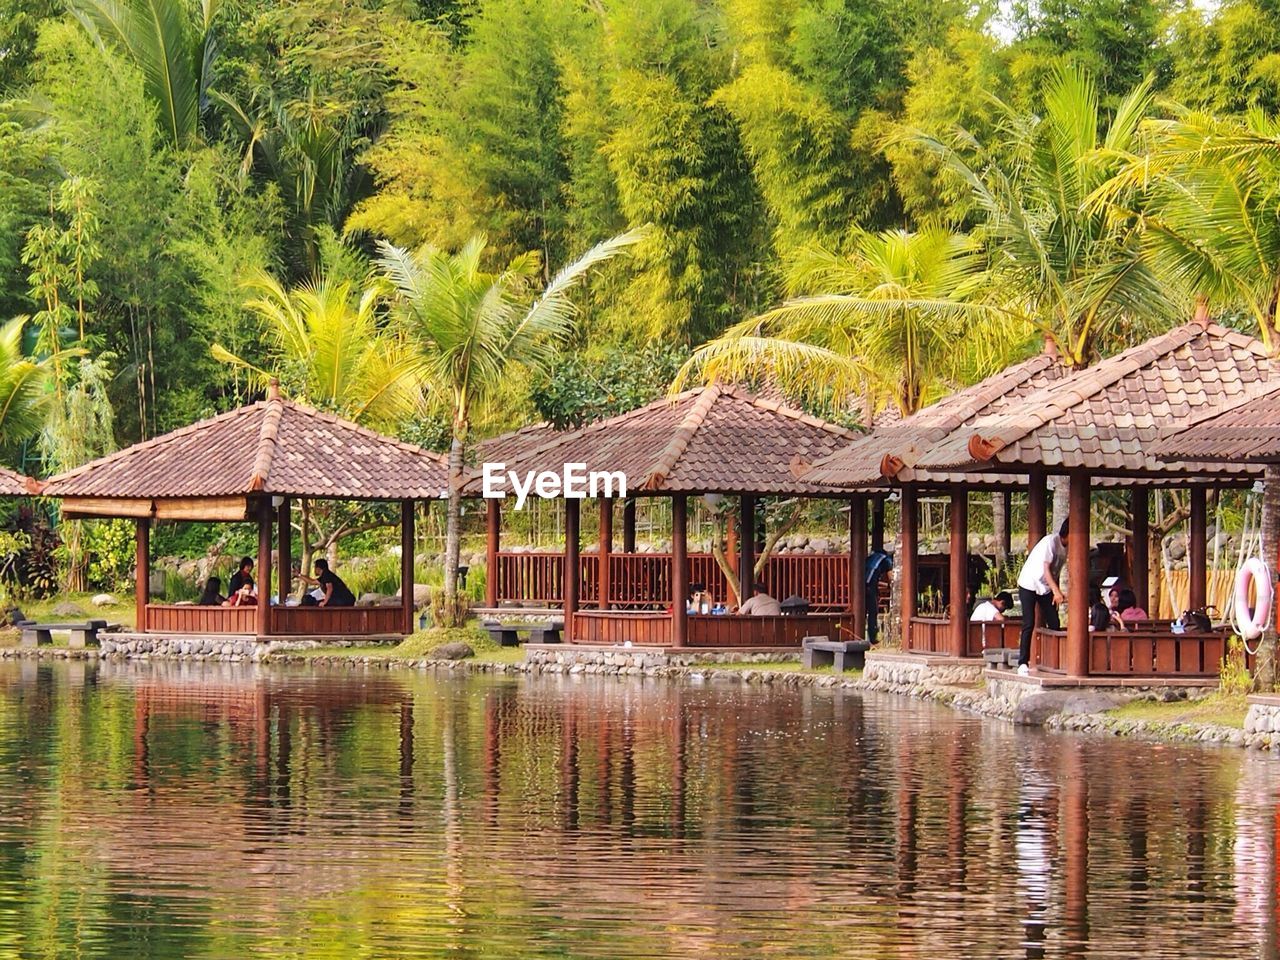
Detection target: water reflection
<box><xmin>0</xmin><ymin>659</ymin><xmax>1277</xmax><ymax>958</ymax></box>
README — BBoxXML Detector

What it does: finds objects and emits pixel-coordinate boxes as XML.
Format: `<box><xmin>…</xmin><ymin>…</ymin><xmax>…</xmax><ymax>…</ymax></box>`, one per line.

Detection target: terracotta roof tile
<box><xmin>1153</xmin><ymin>379</ymin><xmax>1280</xmax><ymax>463</ymax></box>
<box><xmin>462</xmin><ymin>386</ymin><xmax>864</xmax><ymax>497</ymax></box>
<box><xmin>42</xmin><ymin>397</ymin><xmax>448</xmax><ymax>501</ymax></box>
<box><xmin>0</xmin><ymin>466</ymin><xmax>38</xmax><ymax>497</ymax></box>
<box><xmin>916</xmin><ymin>321</ymin><xmax>1272</xmax><ymax>479</ymax></box>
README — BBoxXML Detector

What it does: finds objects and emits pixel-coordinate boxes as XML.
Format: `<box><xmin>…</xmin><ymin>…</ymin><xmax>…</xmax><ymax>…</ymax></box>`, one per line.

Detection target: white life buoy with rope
<box><xmin>1233</xmin><ymin>557</ymin><xmax>1274</xmax><ymax>652</ymax></box>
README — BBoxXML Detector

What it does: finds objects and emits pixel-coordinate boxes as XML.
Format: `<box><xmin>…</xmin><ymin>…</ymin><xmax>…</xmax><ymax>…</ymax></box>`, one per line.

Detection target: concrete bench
<box><xmin>801</xmin><ymin>637</ymin><xmax>871</xmax><ymax>672</ymax></box>
<box><xmin>483</xmin><ymin>620</ymin><xmax>563</xmax><ymax>647</ymax></box>
<box><xmin>982</xmin><ymin>647</ymin><xmax>1021</xmax><ymax>670</ymax></box>
<box><xmin>20</xmin><ymin>619</ymin><xmax>113</xmax><ymax>649</ymax></box>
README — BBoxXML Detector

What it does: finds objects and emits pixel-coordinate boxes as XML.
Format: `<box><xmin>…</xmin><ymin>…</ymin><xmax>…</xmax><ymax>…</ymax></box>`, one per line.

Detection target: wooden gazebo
<box><xmin>468</xmin><ymin>385</ymin><xmax>876</xmax><ymax>648</ymax></box>
<box><xmin>40</xmin><ymin>383</ymin><xmax>447</xmax><ymax>640</ymax></box>
<box><xmin>899</xmin><ymin>318</ymin><xmax>1271</xmax><ymax>679</ymax></box>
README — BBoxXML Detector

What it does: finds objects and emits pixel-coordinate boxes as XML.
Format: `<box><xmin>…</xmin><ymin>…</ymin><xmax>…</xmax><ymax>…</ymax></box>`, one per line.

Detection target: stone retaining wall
<box><xmin>1245</xmin><ymin>695</ymin><xmax>1280</xmax><ymax>738</ymax></box>
<box><xmin>97</xmin><ymin>634</ymin><xmax>376</xmax><ymax>662</ymax></box>
<box><xmin>862</xmin><ymin>651</ymin><xmax>986</xmax><ymax>690</ymax></box>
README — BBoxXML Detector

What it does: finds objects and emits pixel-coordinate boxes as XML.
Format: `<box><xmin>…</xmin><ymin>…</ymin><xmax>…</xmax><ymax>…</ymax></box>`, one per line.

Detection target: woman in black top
<box><xmin>302</xmin><ymin>559</ymin><xmax>356</xmax><ymax>607</ymax></box>
<box><xmin>227</xmin><ymin>557</ymin><xmax>255</xmax><ymax>596</ymax></box>
<box><xmin>197</xmin><ymin>577</ymin><xmax>225</xmax><ymax>606</ymax></box>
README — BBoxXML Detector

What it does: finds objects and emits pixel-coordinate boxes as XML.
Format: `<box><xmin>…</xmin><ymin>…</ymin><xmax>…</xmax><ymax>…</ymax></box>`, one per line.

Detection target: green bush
<box><xmin>85</xmin><ymin>519</ymin><xmax>136</xmax><ymax>592</ymax></box>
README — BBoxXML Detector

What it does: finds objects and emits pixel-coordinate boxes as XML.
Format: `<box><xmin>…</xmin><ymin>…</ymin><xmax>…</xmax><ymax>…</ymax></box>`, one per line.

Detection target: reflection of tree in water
<box><xmin>0</xmin><ymin>661</ymin><xmax>1277</xmax><ymax>957</ymax></box>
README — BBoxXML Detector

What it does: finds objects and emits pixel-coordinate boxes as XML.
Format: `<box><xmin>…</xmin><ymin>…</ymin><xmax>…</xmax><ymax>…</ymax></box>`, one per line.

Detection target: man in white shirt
<box><xmin>1015</xmin><ymin>521</ymin><xmax>1069</xmax><ymax>675</ymax></box>
<box><xmin>971</xmin><ymin>591</ymin><xmax>1013</xmax><ymax>622</ymax></box>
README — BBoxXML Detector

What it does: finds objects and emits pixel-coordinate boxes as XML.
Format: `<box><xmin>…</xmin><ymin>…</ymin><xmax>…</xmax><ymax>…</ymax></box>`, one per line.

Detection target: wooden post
<box><xmin>135</xmin><ymin>517</ymin><xmax>150</xmax><ymax>632</ymax></box>
<box><xmin>949</xmin><ymin>488</ymin><xmax>968</xmax><ymax>658</ymax></box>
<box><xmin>485</xmin><ymin>498</ymin><xmax>500</xmax><ymax>609</ymax></box>
<box><xmin>564</xmin><ymin>498</ymin><xmax>580</xmax><ymax>640</ymax></box>
<box><xmin>277</xmin><ymin>496</ymin><xmax>291</xmax><ymax>603</ymax></box>
<box><xmin>726</xmin><ymin>509</ymin><xmax>739</xmax><ymax>582</ymax></box>
<box><xmin>256</xmin><ymin>498</ymin><xmax>272</xmax><ymax>638</ymax></box>
<box><xmin>598</xmin><ymin>499</ymin><xmax>613</xmax><ymax>609</ymax></box>
<box><xmin>672</xmin><ymin>494</ymin><xmax>688</xmax><ymax>648</ymax></box>
<box><xmin>401</xmin><ymin>500</ymin><xmax>415</xmax><ymax>634</ymax></box>
<box><xmin>622</xmin><ymin>498</ymin><xmax>637</xmax><ymax>553</ymax></box>
<box><xmin>849</xmin><ymin>496</ymin><xmax>868</xmax><ymax>640</ymax></box>
<box><xmin>1028</xmin><ymin>469</ymin><xmax>1047</xmax><ymax>547</ymax></box>
<box><xmin>1066</xmin><ymin>472</ymin><xmax>1091</xmax><ymax>677</ymax></box>
<box><xmin>739</xmin><ymin>495</ymin><xmax>756</xmax><ymax>597</ymax></box>
<box><xmin>900</xmin><ymin>488</ymin><xmax>919</xmax><ymax>633</ymax></box>
<box><xmin>1130</xmin><ymin>487</ymin><xmax>1149</xmax><ymax>611</ymax></box>
<box><xmin>1189</xmin><ymin>486</ymin><xmax>1207</xmax><ymax>611</ymax></box>
<box><xmin>871</xmin><ymin>495</ymin><xmax>886</xmax><ymax>554</ymax></box>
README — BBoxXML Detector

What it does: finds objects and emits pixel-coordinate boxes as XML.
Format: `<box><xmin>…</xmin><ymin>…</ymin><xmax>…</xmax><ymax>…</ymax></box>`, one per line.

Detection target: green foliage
<box><xmin>529</xmin><ymin>342</ymin><xmax>686</xmax><ymax>428</ymax></box>
<box><xmin>1220</xmin><ymin>635</ymin><xmax>1253</xmax><ymax>696</ymax></box>
<box><xmin>83</xmin><ymin>518</ymin><xmax>135</xmax><ymax>592</ymax></box>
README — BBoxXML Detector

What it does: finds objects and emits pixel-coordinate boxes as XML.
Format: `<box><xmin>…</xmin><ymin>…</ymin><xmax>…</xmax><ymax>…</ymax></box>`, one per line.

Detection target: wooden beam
<box><xmin>948</xmin><ymin>488</ymin><xmax>968</xmax><ymax>659</ymax></box>
<box><xmin>672</xmin><ymin>494</ymin><xmax>688</xmax><ymax>648</ymax></box>
<box><xmin>564</xmin><ymin>498</ymin><xmax>580</xmax><ymax>640</ymax></box>
<box><xmin>901</xmin><ymin>488</ymin><xmax>919</xmax><ymax>629</ymax></box>
<box><xmin>1189</xmin><ymin>486</ymin><xmax>1207</xmax><ymax>611</ymax></box>
<box><xmin>598</xmin><ymin>499</ymin><xmax>613</xmax><ymax>610</ymax></box>
<box><xmin>256</xmin><ymin>499</ymin><xmax>272</xmax><ymax>639</ymax></box>
<box><xmin>1130</xmin><ymin>487</ymin><xmax>1149</xmax><ymax>611</ymax></box>
<box><xmin>64</xmin><ymin>496</ymin><xmax>153</xmax><ymax>519</ymax></box>
<box><xmin>849</xmin><ymin>496</ymin><xmax>868</xmax><ymax>640</ymax></box>
<box><xmin>154</xmin><ymin>496</ymin><xmax>250</xmax><ymax>521</ymax></box>
<box><xmin>1065</xmin><ymin>473</ymin><xmax>1090</xmax><ymax>677</ymax></box>
<box><xmin>485</xmin><ymin>498</ymin><xmax>500</xmax><ymax>609</ymax></box>
<box><xmin>135</xmin><ymin>518</ymin><xmax>150</xmax><ymax>632</ymax></box>
<box><xmin>277</xmin><ymin>497</ymin><xmax>291</xmax><ymax>603</ymax></box>
<box><xmin>402</xmin><ymin>500</ymin><xmax>415</xmax><ymax>634</ymax></box>
<box><xmin>1028</xmin><ymin>469</ymin><xmax>1047</xmax><ymax>547</ymax></box>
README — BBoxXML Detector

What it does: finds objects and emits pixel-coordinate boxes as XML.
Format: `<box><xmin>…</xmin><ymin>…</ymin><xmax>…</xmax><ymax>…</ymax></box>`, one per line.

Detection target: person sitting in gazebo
<box><xmin>1110</xmin><ymin>588</ymin><xmax>1149</xmax><ymax>630</ymax></box>
<box><xmin>197</xmin><ymin>577</ymin><xmax>225</xmax><ymax>606</ymax></box>
<box><xmin>737</xmin><ymin>582</ymin><xmax>781</xmax><ymax>616</ymax></box>
<box><xmin>971</xmin><ymin>591</ymin><xmax>1013</xmax><ymax>622</ymax></box>
<box><xmin>300</xmin><ymin>559</ymin><xmax>356</xmax><ymax>608</ymax></box>
<box><xmin>228</xmin><ymin>557</ymin><xmax>255</xmax><ymax>596</ymax></box>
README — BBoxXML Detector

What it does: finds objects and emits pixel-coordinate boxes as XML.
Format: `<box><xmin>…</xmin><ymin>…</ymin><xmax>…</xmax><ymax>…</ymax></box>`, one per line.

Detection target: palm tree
<box><xmin>674</xmin><ymin>226</ymin><xmax>1027</xmax><ymax>419</ymax></box>
<box><xmin>1089</xmin><ymin>108</ymin><xmax>1280</xmax><ymax>352</ymax></box>
<box><xmin>213</xmin><ymin>270</ymin><xmax>425</xmax><ymax>430</ymax></box>
<box><xmin>376</xmin><ymin>228</ymin><xmax>648</xmax><ymax>622</ymax></box>
<box><xmin>908</xmin><ymin>64</ymin><xmax>1178</xmax><ymax>368</ymax></box>
<box><xmin>0</xmin><ymin>318</ymin><xmax>53</xmax><ymax>448</ymax></box>
<box><xmin>66</xmin><ymin>0</ymin><xmax>221</xmax><ymax>148</ymax></box>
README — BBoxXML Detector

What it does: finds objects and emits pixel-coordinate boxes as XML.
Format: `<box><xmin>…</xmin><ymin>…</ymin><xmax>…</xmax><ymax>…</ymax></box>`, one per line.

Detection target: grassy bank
<box><xmin>1105</xmin><ymin>692</ymin><xmax>1249</xmax><ymax>730</ymax></box>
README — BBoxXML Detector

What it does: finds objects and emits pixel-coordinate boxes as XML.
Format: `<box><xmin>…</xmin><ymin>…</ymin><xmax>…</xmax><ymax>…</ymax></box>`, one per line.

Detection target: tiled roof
<box><xmin>0</xmin><ymin>466</ymin><xmax>39</xmax><ymax>497</ymax></box>
<box><xmin>806</xmin><ymin>352</ymin><xmax>1064</xmax><ymax>487</ymax></box>
<box><xmin>1151</xmin><ymin>379</ymin><xmax>1280</xmax><ymax>464</ymax></box>
<box><xmin>915</xmin><ymin>320</ymin><xmax>1274</xmax><ymax>478</ymax></box>
<box><xmin>474</xmin><ymin>422</ymin><xmax>563</xmax><ymax>464</ymax></box>
<box><xmin>462</xmin><ymin>385</ymin><xmax>864</xmax><ymax>496</ymax></box>
<box><xmin>42</xmin><ymin>391</ymin><xmax>448</xmax><ymax>501</ymax></box>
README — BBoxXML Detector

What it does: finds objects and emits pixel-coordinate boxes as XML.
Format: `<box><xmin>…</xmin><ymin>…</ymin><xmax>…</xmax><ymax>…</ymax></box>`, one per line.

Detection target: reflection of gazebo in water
<box><xmin>814</xmin><ymin>316</ymin><xmax>1272</xmax><ymax>681</ymax></box>
<box><xmin>40</xmin><ymin>382</ymin><xmax>447</xmax><ymax>640</ymax></box>
<box><xmin>469</xmin><ymin>385</ymin><xmax>878</xmax><ymax>647</ymax></box>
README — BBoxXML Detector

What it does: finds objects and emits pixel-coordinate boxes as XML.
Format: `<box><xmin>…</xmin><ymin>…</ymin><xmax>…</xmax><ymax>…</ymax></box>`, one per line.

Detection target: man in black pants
<box><xmin>1016</xmin><ymin>520</ymin><xmax>1069</xmax><ymax>676</ymax></box>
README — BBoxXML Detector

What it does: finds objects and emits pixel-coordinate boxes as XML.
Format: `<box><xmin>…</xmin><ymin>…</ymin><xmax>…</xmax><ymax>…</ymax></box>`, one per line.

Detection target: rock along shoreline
<box><xmin>2</xmin><ymin>642</ymin><xmax>1270</xmax><ymax>753</ymax></box>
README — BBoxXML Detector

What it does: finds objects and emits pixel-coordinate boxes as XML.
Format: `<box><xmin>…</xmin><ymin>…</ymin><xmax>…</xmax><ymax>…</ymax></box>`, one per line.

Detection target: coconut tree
<box><xmin>0</xmin><ymin>318</ymin><xmax>54</xmax><ymax>448</ymax></box>
<box><xmin>910</xmin><ymin>64</ymin><xmax>1179</xmax><ymax>368</ymax></box>
<box><xmin>214</xmin><ymin>269</ymin><xmax>428</xmax><ymax>578</ymax></box>
<box><xmin>376</xmin><ymin>228</ymin><xmax>647</xmax><ymax>623</ymax></box>
<box><xmin>673</xmin><ymin>226</ymin><xmax>1027</xmax><ymax>419</ymax></box>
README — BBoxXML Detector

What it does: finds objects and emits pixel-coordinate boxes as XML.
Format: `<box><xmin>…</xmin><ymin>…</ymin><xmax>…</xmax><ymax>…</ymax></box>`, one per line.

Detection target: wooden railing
<box><xmin>145</xmin><ymin>604</ymin><xmax>259</xmax><ymax>635</ymax></box>
<box><xmin>143</xmin><ymin>603</ymin><xmax>408</xmax><ymax>637</ymax></box>
<box><xmin>493</xmin><ymin>551</ymin><xmax>850</xmax><ymax>610</ymax></box>
<box><xmin>905</xmin><ymin>617</ymin><xmax>1023</xmax><ymax>657</ymax></box>
<box><xmin>270</xmin><ymin>606</ymin><xmax>406</xmax><ymax>637</ymax></box>
<box><xmin>572</xmin><ymin>610</ymin><xmax>850</xmax><ymax>647</ymax></box>
<box><xmin>1033</xmin><ymin>626</ymin><xmax>1245</xmax><ymax>677</ymax></box>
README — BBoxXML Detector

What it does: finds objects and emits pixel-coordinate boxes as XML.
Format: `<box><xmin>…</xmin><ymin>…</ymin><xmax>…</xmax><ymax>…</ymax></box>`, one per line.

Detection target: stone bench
<box><xmin>20</xmin><ymin>620</ymin><xmax>114</xmax><ymax>649</ymax></box>
<box><xmin>983</xmin><ymin>647</ymin><xmax>1021</xmax><ymax>670</ymax></box>
<box><xmin>801</xmin><ymin>637</ymin><xmax>871</xmax><ymax>672</ymax></box>
<box><xmin>483</xmin><ymin>620</ymin><xmax>563</xmax><ymax>647</ymax></box>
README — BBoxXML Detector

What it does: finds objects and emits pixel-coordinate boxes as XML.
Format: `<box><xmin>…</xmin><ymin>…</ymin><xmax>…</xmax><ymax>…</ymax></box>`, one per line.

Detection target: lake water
<box><xmin>0</xmin><ymin>659</ymin><xmax>1276</xmax><ymax>958</ymax></box>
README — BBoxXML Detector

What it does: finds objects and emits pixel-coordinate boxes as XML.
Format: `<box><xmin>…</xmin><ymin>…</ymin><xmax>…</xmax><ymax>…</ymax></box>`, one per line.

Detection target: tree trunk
<box><xmin>299</xmin><ymin>498</ymin><xmax>314</xmax><ymax>596</ymax></box>
<box><xmin>1051</xmin><ymin>475</ymin><xmax>1069</xmax><ymax>536</ymax></box>
<box><xmin>1258</xmin><ymin>464</ymin><xmax>1280</xmax><ymax>691</ymax></box>
<box><xmin>992</xmin><ymin>492</ymin><xmax>1008</xmax><ymax>565</ymax></box>
<box><xmin>442</xmin><ymin>435</ymin><xmax>464</xmax><ymax>625</ymax></box>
